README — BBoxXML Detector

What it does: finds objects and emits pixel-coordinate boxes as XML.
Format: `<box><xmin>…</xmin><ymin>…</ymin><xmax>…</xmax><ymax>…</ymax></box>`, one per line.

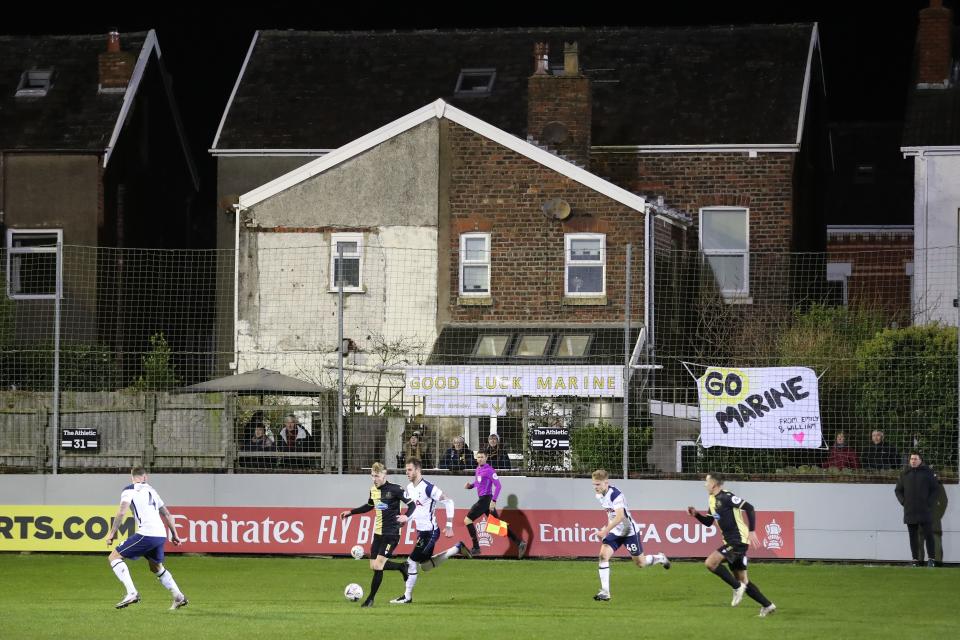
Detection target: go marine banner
<box><xmin>0</xmin><ymin>506</ymin><xmax>794</xmax><ymax>558</ymax></box>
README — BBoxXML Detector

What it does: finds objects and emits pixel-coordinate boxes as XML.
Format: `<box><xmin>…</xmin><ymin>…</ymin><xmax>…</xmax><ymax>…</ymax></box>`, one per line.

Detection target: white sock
<box><xmin>426</xmin><ymin>543</ymin><xmax>460</xmax><ymax>571</ymax></box>
<box><xmin>404</xmin><ymin>558</ymin><xmax>418</xmax><ymax>598</ymax></box>
<box><xmin>642</xmin><ymin>554</ymin><xmax>654</xmax><ymax>567</ymax></box>
<box><xmin>111</xmin><ymin>560</ymin><xmax>136</xmax><ymax>595</ymax></box>
<box><xmin>154</xmin><ymin>568</ymin><xmax>183</xmax><ymax>597</ymax></box>
<box><xmin>598</xmin><ymin>562</ymin><xmax>610</xmax><ymax>591</ymax></box>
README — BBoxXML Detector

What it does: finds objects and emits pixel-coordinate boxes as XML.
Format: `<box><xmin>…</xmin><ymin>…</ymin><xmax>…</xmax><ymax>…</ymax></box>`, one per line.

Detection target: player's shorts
<box><xmin>117</xmin><ymin>534</ymin><xmax>166</xmax><ymax>563</ymax></box>
<box><xmin>370</xmin><ymin>533</ymin><xmax>400</xmax><ymax>559</ymax></box>
<box><xmin>602</xmin><ymin>531</ymin><xmax>643</xmax><ymax>556</ymax></box>
<box><xmin>718</xmin><ymin>543</ymin><xmax>749</xmax><ymax>571</ymax></box>
<box><xmin>467</xmin><ymin>495</ymin><xmax>494</xmax><ymax>521</ymax></box>
<box><xmin>409</xmin><ymin>528</ymin><xmax>441</xmax><ymax>562</ymax></box>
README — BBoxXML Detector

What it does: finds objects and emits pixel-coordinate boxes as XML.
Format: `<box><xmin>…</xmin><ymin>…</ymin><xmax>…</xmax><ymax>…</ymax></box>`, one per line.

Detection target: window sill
<box><xmin>721</xmin><ymin>294</ymin><xmax>753</xmax><ymax>305</ymax></box>
<box><xmin>458</xmin><ymin>295</ymin><xmax>493</xmax><ymax>306</ymax></box>
<box><xmin>563</xmin><ymin>295</ymin><xmax>607</xmax><ymax>306</ymax></box>
<box><xmin>328</xmin><ymin>286</ymin><xmax>366</xmax><ymax>294</ymax></box>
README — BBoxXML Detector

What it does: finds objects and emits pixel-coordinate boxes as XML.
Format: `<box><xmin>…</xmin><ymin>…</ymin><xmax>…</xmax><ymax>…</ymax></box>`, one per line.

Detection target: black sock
<box><xmin>384</xmin><ymin>561</ymin><xmax>405</xmax><ymax>571</ymax></box>
<box><xmin>745</xmin><ymin>582</ymin><xmax>771</xmax><ymax>607</ymax></box>
<box><xmin>467</xmin><ymin>523</ymin><xmax>479</xmax><ymax>547</ymax></box>
<box><xmin>507</xmin><ymin>530</ymin><xmax>521</xmax><ymax>545</ymax></box>
<box><xmin>367</xmin><ymin>570</ymin><xmax>383</xmax><ymax>601</ymax></box>
<box><xmin>710</xmin><ymin>564</ymin><xmax>741</xmax><ymax>589</ymax></box>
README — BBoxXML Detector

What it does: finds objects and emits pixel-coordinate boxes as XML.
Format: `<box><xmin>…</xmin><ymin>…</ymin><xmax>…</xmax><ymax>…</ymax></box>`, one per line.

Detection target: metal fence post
<box><xmin>623</xmin><ymin>244</ymin><xmax>631</xmax><ymax>480</ymax></box>
<box><xmin>337</xmin><ymin>243</ymin><xmax>345</xmax><ymax>475</ymax></box>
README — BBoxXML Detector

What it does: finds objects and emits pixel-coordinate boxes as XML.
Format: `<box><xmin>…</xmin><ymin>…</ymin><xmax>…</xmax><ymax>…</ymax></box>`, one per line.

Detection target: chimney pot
<box><xmin>533</xmin><ymin>42</ymin><xmax>550</xmax><ymax>75</ymax></box>
<box><xmin>107</xmin><ymin>30</ymin><xmax>121</xmax><ymax>53</ymax></box>
<box><xmin>563</xmin><ymin>42</ymin><xmax>580</xmax><ymax>75</ymax></box>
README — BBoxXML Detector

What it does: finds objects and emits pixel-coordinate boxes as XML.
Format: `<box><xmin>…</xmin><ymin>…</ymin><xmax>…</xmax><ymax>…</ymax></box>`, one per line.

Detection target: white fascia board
<box><xmin>103</xmin><ymin>30</ymin><xmax>156</xmax><ymax>169</ymax></box>
<box><xmin>901</xmin><ymin>146</ymin><xmax>960</xmax><ymax>157</ymax></box>
<box><xmin>827</xmin><ymin>225</ymin><xmax>914</xmax><ymax>235</ymax></box>
<box><xmin>240</xmin><ymin>99</ymin><xmax>647</xmax><ymax>215</ymax></box>
<box><xmin>210</xmin><ymin>149</ymin><xmax>333</xmax><ymax>156</ymax></box>
<box><xmin>591</xmin><ymin>144</ymin><xmax>799</xmax><ymax>154</ymax></box>
<box><xmin>211</xmin><ymin>31</ymin><xmax>259</xmax><ymax>151</ymax></box>
<box><xmin>796</xmin><ymin>23</ymin><xmax>819</xmax><ymax>146</ymax></box>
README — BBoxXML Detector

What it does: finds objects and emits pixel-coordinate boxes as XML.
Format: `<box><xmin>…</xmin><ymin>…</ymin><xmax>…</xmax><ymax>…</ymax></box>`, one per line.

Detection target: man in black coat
<box><xmin>863</xmin><ymin>430</ymin><xmax>901</xmax><ymax>470</ymax></box>
<box><xmin>894</xmin><ymin>451</ymin><xmax>940</xmax><ymax>566</ymax></box>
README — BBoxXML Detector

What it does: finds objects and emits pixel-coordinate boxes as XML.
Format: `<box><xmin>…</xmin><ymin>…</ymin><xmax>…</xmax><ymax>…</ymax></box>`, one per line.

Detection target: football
<box><xmin>350</xmin><ymin>545</ymin><xmax>364</xmax><ymax>559</ymax></box>
<box><xmin>344</xmin><ymin>583</ymin><xmax>363</xmax><ymax>602</ymax></box>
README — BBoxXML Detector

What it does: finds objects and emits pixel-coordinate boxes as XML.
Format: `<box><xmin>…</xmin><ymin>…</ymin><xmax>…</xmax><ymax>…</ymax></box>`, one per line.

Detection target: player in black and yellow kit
<box><xmin>687</xmin><ymin>473</ymin><xmax>777</xmax><ymax>617</ymax></box>
<box><xmin>340</xmin><ymin>462</ymin><xmax>414</xmax><ymax>607</ymax></box>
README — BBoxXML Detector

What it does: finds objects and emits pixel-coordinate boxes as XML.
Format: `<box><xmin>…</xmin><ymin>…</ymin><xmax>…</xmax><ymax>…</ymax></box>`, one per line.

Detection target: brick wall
<box><xmin>527</xmin><ymin>74</ymin><xmax>592</xmax><ymax>168</ymax></box>
<box><xmin>826</xmin><ymin>230</ymin><xmax>914</xmax><ymax>326</ymax></box>
<box><xmin>917</xmin><ymin>0</ymin><xmax>953</xmax><ymax>85</ymax></box>
<box><xmin>445</xmin><ymin>121</ymin><xmax>645</xmax><ymax>323</ymax></box>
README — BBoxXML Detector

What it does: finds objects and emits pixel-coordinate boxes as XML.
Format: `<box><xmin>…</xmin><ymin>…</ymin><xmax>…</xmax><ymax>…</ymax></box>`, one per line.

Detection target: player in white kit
<box><xmin>592</xmin><ymin>469</ymin><xmax>670</xmax><ymax>601</ymax></box>
<box><xmin>390</xmin><ymin>457</ymin><xmax>472</xmax><ymax>604</ymax></box>
<box><xmin>106</xmin><ymin>466</ymin><xmax>188</xmax><ymax>610</ymax></box>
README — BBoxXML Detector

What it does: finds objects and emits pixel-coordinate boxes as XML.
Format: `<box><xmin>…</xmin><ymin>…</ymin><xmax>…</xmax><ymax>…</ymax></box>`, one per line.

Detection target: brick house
<box><xmin>213</xmin><ymin>25</ymin><xmax>827</xmax><ymax>367</ymax></box>
<box><xmin>0</xmin><ymin>31</ymin><xmax>199</xmax><ymax>383</ymax></box>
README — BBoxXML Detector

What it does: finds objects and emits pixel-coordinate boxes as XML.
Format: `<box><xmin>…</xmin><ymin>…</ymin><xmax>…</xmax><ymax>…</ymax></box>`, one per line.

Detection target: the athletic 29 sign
<box><xmin>1</xmin><ymin>506</ymin><xmax>794</xmax><ymax>558</ymax></box>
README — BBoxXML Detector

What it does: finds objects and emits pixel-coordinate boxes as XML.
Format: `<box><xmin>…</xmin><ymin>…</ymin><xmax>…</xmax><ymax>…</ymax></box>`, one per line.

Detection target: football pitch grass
<box><xmin>2</xmin><ymin>554</ymin><xmax>957</xmax><ymax>639</ymax></box>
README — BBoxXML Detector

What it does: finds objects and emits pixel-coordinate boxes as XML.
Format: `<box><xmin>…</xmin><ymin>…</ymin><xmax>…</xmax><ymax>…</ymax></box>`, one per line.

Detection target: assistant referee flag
<box><xmin>485</xmin><ymin>516</ymin><xmax>508</xmax><ymax>537</ymax></box>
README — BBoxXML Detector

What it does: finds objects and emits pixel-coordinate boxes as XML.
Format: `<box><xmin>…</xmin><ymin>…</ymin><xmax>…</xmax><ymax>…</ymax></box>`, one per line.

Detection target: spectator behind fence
<box><xmin>895</xmin><ymin>451</ymin><xmax>940</xmax><ymax>566</ymax></box>
<box><xmin>277</xmin><ymin>414</ymin><xmax>313</xmax><ymax>469</ymax></box>
<box><xmin>440</xmin><ymin>435</ymin><xmax>475</xmax><ymax>473</ymax></box>
<box><xmin>485</xmin><ymin>433</ymin><xmax>511</xmax><ymax>470</ymax></box>
<box><xmin>863</xmin><ymin>429</ymin><xmax>901</xmax><ymax>470</ymax></box>
<box><xmin>821</xmin><ymin>431</ymin><xmax>860</xmax><ymax>470</ymax></box>
<box><xmin>403</xmin><ymin>430</ymin><xmax>432</xmax><ymax>468</ymax></box>
<box><xmin>240</xmin><ymin>422</ymin><xmax>275</xmax><ymax>469</ymax></box>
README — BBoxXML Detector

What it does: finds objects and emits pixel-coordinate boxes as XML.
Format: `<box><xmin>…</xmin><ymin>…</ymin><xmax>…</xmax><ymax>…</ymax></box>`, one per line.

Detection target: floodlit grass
<box><xmin>2</xmin><ymin>554</ymin><xmax>957</xmax><ymax>639</ymax></box>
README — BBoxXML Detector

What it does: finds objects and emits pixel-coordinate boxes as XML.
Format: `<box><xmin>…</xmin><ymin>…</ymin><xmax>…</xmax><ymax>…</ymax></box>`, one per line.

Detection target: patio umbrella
<box><xmin>179</xmin><ymin>368</ymin><xmax>328</xmax><ymax>396</ymax></box>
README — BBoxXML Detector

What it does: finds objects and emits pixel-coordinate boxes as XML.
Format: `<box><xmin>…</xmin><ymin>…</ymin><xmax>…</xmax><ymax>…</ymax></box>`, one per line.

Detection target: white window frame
<box><xmin>6</xmin><ymin>228</ymin><xmax>62</xmax><ymax>300</ymax></box>
<box><xmin>826</xmin><ymin>262</ymin><xmax>852</xmax><ymax>306</ymax></box>
<box><xmin>698</xmin><ymin>207</ymin><xmax>750</xmax><ymax>300</ymax></box>
<box><xmin>564</xmin><ymin>233</ymin><xmax>606</xmax><ymax>296</ymax></box>
<box><xmin>329</xmin><ymin>232</ymin><xmax>363</xmax><ymax>292</ymax></box>
<box><xmin>459</xmin><ymin>232</ymin><xmax>491</xmax><ymax>296</ymax></box>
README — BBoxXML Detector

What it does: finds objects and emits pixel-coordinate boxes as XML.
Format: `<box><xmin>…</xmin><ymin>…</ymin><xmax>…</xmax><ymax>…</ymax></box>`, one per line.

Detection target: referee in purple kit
<box><xmin>463</xmin><ymin>448</ymin><xmax>527</xmax><ymax>558</ymax></box>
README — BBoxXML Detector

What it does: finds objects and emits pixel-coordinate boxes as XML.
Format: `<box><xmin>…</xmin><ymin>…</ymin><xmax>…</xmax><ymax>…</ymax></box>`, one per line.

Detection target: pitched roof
<box><xmin>214</xmin><ymin>24</ymin><xmax>817</xmax><ymax>152</ymax></box>
<box><xmin>901</xmin><ymin>26</ymin><xmax>960</xmax><ymax>150</ymax></box>
<box><xmin>238</xmin><ymin>99</ymin><xmax>696</xmax><ymax>227</ymax></box>
<box><xmin>902</xmin><ymin>86</ymin><xmax>960</xmax><ymax>148</ymax></box>
<box><xmin>0</xmin><ymin>32</ymin><xmax>148</xmax><ymax>151</ymax></box>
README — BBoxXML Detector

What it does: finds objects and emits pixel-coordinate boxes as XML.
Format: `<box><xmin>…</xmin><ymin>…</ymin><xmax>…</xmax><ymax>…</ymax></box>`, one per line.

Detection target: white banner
<box><xmin>423</xmin><ymin>396</ymin><xmax>507</xmax><ymax>416</ymax></box>
<box><xmin>694</xmin><ymin>366</ymin><xmax>822</xmax><ymax>449</ymax></box>
<box><xmin>406</xmin><ymin>366</ymin><xmax>623</xmax><ymax>397</ymax></box>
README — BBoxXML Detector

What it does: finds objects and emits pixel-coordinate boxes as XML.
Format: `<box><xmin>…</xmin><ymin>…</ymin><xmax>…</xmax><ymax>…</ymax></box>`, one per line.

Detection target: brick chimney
<box><xmin>98</xmin><ymin>31</ymin><xmax>136</xmax><ymax>92</ymax></box>
<box><xmin>917</xmin><ymin>0</ymin><xmax>954</xmax><ymax>87</ymax></box>
<box><xmin>527</xmin><ymin>42</ymin><xmax>592</xmax><ymax>168</ymax></box>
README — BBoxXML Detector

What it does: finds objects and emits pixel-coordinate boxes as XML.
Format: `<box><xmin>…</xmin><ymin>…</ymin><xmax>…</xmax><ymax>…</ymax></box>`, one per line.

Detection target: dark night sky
<box><xmin>5</xmin><ymin>0</ymin><xmax>956</xmax><ymax>239</ymax></box>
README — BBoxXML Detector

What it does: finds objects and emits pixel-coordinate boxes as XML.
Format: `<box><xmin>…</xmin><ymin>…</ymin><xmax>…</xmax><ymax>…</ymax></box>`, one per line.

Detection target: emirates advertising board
<box><xmin>0</xmin><ymin>506</ymin><xmax>794</xmax><ymax>558</ymax></box>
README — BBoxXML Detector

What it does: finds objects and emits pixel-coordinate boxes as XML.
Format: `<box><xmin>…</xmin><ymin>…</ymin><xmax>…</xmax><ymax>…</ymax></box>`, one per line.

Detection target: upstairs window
<box><xmin>700</xmin><ymin>207</ymin><xmax>749</xmax><ymax>299</ymax></box>
<box><xmin>459</xmin><ymin>233</ymin><xmax>490</xmax><ymax>295</ymax></box>
<box><xmin>330</xmin><ymin>233</ymin><xmax>363</xmax><ymax>292</ymax></box>
<box><xmin>455</xmin><ymin>69</ymin><xmax>496</xmax><ymax>97</ymax></box>
<box><xmin>565</xmin><ymin>234</ymin><xmax>605</xmax><ymax>296</ymax></box>
<box><xmin>16</xmin><ymin>69</ymin><xmax>54</xmax><ymax>97</ymax></box>
<box><xmin>6</xmin><ymin>229</ymin><xmax>61</xmax><ymax>299</ymax></box>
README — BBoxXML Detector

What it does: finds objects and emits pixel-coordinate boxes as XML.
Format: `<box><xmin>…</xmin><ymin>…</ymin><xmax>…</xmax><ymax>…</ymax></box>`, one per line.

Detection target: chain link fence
<box><xmin>0</xmin><ymin>241</ymin><xmax>956</xmax><ymax>481</ymax></box>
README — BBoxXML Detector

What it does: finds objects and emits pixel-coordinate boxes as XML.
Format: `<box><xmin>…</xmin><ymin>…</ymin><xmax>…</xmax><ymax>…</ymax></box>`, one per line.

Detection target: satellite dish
<box><xmin>541</xmin><ymin>198</ymin><xmax>572</xmax><ymax>220</ymax></box>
